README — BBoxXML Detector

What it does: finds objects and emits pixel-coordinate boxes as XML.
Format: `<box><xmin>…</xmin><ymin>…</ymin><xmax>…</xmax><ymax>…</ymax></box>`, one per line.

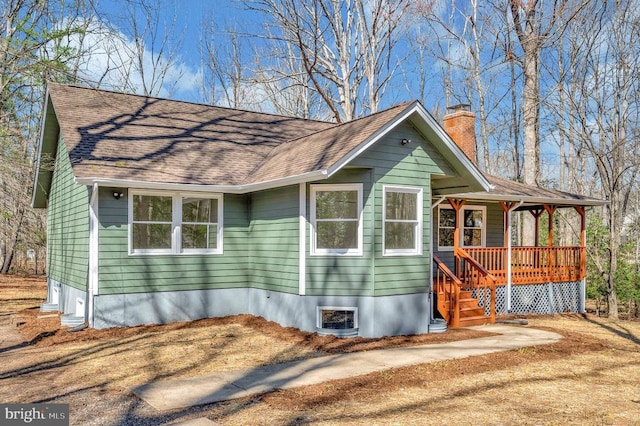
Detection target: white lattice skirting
<box><xmin>473</xmin><ymin>281</ymin><xmax>584</xmax><ymax>315</ymax></box>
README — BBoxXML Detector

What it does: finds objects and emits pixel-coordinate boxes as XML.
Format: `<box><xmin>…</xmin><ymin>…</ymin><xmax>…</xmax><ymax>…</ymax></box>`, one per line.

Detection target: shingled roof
<box><xmin>46</xmin><ymin>83</ymin><xmax>336</xmax><ymax>186</ymax></box>
<box><xmin>448</xmin><ymin>174</ymin><xmax>606</xmax><ymax>207</ymax></box>
<box><xmin>34</xmin><ymin>83</ymin><xmax>603</xmax><ymax>209</ymax></box>
<box><xmin>40</xmin><ymin>84</ymin><xmax>426</xmax><ymax>188</ymax></box>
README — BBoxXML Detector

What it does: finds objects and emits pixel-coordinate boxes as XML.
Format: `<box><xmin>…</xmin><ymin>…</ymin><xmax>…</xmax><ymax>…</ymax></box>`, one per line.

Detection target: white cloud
<box><xmin>60</xmin><ymin>18</ymin><xmax>202</xmax><ymax>102</ymax></box>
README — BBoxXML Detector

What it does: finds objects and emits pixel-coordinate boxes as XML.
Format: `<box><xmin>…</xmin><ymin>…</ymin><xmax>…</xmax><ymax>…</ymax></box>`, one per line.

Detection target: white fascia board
<box><xmin>444</xmin><ymin>192</ymin><xmax>608</xmax><ymax>207</ymax></box>
<box><xmin>411</xmin><ymin>105</ymin><xmax>491</xmax><ymax>192</ymax></box>
<box><xmin>325</xmin><ymin>102</ymin><xmax>491</xmax><ymax>193</ymax></box>
<box><xmin>30</xmin><ymin>88</ymin><xmax>52</xmax><ymax>208</ymax></box>
<box><xmin>326</xmin><ymin>102</ymin><xmax>420</xmax><ymax>177</ymax></box>
<box><xmin>74</xmin><ymin>170</ymin><xmax>328</xmax><ymax>194</ymax></box>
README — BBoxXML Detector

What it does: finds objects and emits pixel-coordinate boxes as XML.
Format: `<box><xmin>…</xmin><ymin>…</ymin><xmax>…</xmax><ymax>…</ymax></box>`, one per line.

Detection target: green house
<box><xmin>32</xmin><ymin>84</ymin><xmax>604</xmax><ymax>337</ymax></box>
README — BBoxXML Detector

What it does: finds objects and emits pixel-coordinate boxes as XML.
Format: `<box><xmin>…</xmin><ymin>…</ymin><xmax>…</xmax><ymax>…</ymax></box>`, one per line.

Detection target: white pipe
<box><xmin>506</xmin><ymin>200</ymin><xmax>524</xmax><ymax>312</ymax></box>
<box><xmin>87</xmin><ymin>183</ymin><xmax>99</xmax><ymax>327</ymax></box>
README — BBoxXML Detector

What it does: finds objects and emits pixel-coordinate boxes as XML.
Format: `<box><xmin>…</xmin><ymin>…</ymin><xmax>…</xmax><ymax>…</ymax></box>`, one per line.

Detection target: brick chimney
<box><xmin>442</xmin><ymin>104</ymin><xmax>476</xmax><ymax>163</ymax></box>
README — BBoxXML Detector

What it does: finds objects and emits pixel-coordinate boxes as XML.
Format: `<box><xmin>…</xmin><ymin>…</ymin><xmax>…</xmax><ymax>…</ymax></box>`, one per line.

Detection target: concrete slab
<box><xmin>165</xmin><ymin>418</ymin><xmax>221</xmax><ymax>426</ymax></box>
<box><xmin>134</xmin><ymin>325</ymin><xmax>562</xmax><ymax>411</ymax></box>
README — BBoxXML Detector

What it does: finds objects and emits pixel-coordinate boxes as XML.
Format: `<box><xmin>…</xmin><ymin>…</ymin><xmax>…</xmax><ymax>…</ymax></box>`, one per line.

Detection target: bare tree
<box><xmin>419</xmin><ymin>0</ymin><xmax>499</xmax><ymax>170</ymax></box>
<box><xmin>247</xmin><ymin>0</ymin><xmax>409</xmax><ymax>122</ymax></box>
<box><xmin>555</xmin><ymin>0</ymin><xmax>640</xmax><ymax>318</ymax></box>
<box><xmin>252</xmin><ymin>37</ymin><xmax>329</xmax><ymax>119</ymax></box>
<box><xmin>0</xmin><ymin>0</ymin><xmax>91</xmax><ymax>274</ymax></box>
<box><xmin>509</xmin><ymin>0</ymin><xmax>589</xmax><ymax>244</ymax></box>
<box><xmin>110</xmin><ymin>0</ymin><xmax>184</xmax><ymax>96</ymax></box>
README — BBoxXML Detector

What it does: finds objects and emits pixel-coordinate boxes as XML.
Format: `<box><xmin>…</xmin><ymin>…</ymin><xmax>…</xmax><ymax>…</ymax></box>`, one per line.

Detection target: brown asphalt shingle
<box><xmin>45</xmin><ymin>83</ymin><xmax>602</xmax><ymax>206</ymax></box>
<box><xmin>483</xmin><ymin>175</ymin><xmax>603</xmax><ymax>204</ymax></box>
<box><xmin>48</xmin><ymin>83</ymin><xmax>335</xmax><ymax>186</ymax></box>
<box><xmin>246</xmin><ymin>102</ymin><xmax>412</xmax><ymax>183</ymax></box>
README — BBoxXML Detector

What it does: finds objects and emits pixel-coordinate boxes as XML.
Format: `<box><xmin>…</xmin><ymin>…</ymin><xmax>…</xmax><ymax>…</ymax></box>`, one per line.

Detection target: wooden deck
<box><xmin>434</xmin><ymin>246</ymin><xmax>585</xmax><ymax>328</ymax></box>
<box><xmin>464</xmin><ymin>246</ymin><xmax>586</xmax><ymax>285</ymax></box>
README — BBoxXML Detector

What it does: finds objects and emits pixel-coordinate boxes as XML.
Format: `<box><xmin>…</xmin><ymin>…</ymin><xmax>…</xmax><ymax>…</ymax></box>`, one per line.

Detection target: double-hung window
<box><xmin>383</xmin><ymin>185</ymin><xmax>422</xmax><ymax>255</ymax></box>
<box><xmin>129</xmin><ymin>191</ymin><xmax>223</xmax><ymax>255</ymax></box>
<box><xmin>437</xmin><ymin>205</ymin><xmax>486</xmax><ymax>250</ymax></box>
<box><xmin>438</xmin><ymin>206</ymin><xmax>456</xmax><ymax>250</ymax></box>
<box><xmin>461</xmin><ymin>206</ymin><xmax>485</xmax><ymax>247</ymax></box>
<box><xmin>310</xmin><ymin>184</ymin><xmax>363</xmax><ymax>256</ymax></box>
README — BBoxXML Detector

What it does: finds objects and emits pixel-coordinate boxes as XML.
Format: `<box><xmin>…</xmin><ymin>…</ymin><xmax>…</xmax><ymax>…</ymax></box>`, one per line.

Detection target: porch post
<box><xmin>576</xmin><ymin>206</ymin><xmax>587</xmax><ymax>313</ymax></box>
<box><xmin>544</xmin><ymin>205</ymin><xmax>557</xmax><ymax>282</ymax></box>
<box><xmin>530</xmin><ymin>208</ymin><xmax>544</xmax><ymax>246</ymax></box>
<box><xmin>448</xmin><ymin>199</ymin><xmax>465</xmax><ymax>277</ymax></box>
<box><xmin>544</xmin><ymin>205</ymin><xmax>557</xmax><ymax>247</ymax></box>
<box><xmin>501</xmin><ymin>201</ymin><xmax>523</xmax><ymax>313</ymax></box>
<box><xmin>575</xmin><ymin>206</ymin><xmax>587</xmax><ymax>278</ymax></box>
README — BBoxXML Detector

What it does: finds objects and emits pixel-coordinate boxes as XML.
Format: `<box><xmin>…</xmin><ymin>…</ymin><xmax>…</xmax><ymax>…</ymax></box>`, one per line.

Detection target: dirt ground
<box><xmin>0</xmin><ymin>275</ymin><xmax>638</xmax><ymax>426</ymax></box>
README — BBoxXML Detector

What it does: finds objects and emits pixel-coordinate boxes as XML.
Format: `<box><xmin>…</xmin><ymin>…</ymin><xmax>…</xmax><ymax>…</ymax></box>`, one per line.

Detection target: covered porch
<box><xmin>432</xmin><ymin>175</ymin><xmax>604</xmax><ymax>328</ymax></box>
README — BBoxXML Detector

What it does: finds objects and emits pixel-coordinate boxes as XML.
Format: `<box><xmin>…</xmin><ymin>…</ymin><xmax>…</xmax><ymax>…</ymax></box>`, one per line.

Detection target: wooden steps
<box><xmin>436</xmin><ymin>289</ymin><xmax>490</xmax><ymax>327</ymax></box>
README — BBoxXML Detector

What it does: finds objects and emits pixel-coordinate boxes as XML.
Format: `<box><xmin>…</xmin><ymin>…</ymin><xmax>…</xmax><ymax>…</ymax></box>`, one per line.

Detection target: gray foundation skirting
<box><xmin>474</xmin><ymin>281</ymin><xmax>583</xmax><ymax>315</ymax></box>
<box><xmin>48</xmin><ymin>278</ymin><xmax>87</xmax><ymax>317</ymax></box>
<box><xmin>92</xmin><ymin>288</ymin><xmax>430</xmax><ymax>338</ymax></box>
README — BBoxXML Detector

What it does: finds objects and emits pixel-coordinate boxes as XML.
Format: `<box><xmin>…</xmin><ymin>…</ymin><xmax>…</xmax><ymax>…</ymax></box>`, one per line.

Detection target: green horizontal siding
<box><xmin>98</xmin><ymin>190</ymin><xmax>249</xmax><ymax>294</ymax></box>
<box><xmin>305</xmin><ymin>168</ymin><xmax>375</xmax><ymax>296</ymax></box>
<box><xmin>249</xmin><ymin>186</ymin><xmax>299</xmax><ymax>293</ymax></box>
<box><xmin>351</xmin><ymin>122</ymin><xmax>432</xmax><ymax>296</ymax></box>
<box><xmin>47</xmin><ymin>136</ymin><xmax>89</xmax><ymax>291</ymax></box>
<box><xmin>486</xmin><ymin>203</ymin><xmax>505</xmax><ymax>246</ymax></box>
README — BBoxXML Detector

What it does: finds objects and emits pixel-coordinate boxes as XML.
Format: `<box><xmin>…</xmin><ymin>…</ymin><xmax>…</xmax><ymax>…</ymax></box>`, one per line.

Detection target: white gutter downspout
<box><xmin>87</xmin><ymin>183</ymin><xmax>99</xmax><ymax>327</ymax></box>
<box><xmin>430</xmin><ymin>196</ymin><xmax>447</xmax><ymax>324</ymax></box>
<box><xmin>506</xmin><ymin>200</ymin><xmax>524</xmax><ymax>312</ymax></box>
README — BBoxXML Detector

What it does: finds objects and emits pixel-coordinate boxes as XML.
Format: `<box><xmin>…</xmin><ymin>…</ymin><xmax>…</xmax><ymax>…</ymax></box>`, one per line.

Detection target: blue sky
<box><xmin>90</xmin><ymin>0</ymin><xmax>434</xmax><ymax>109</ymax></box>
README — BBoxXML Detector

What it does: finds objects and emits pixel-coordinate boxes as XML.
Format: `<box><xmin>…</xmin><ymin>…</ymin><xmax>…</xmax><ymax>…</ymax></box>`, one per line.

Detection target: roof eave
<box><xmin>325</xmin><ymin>102</ymin><xmax>418</xmax><ymax>177</ymax></box>
<box><xmin>442</xmin><ymin>191</ymin><xmax>608</xmax><ymax>207</ymax></box>
<box><xmin>324</xmin><ymin>102</ymin><xmax>491</xmax><ymax>194</ymax></box>
<box><xmin>31</xmin><ymin>87</ymin><xmax>55</xmax><ymax>208</ymax></box>
<box><xmin>74</xmin><ymin>169</ymin><xmax>329</xmax><ymax>194</ymax></box>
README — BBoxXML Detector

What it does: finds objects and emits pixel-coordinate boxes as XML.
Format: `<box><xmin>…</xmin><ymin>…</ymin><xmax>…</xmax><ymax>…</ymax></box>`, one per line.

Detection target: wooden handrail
<box><xmin>454</xmin><ymin>247</ymin><xmax>497</xmax><ymax>324</ymax></box>
<box><xmin>464</xmin><ymin>246</ymin><xmax>585</xmax><ymax>285</ymax></box>
<box><xmin>454</xmin><ymin>247</ymin><xmax>496</xmax><ymax>282</ymax></box>
<box><xmin>433</xmin><ymin>254</ymin><xmax>463</xmax><ymax>285</ymax></box>
<box><xmin>433</xmin><ymin>254</ymin><xmax>461</xmax><ymax>327</ymax></box>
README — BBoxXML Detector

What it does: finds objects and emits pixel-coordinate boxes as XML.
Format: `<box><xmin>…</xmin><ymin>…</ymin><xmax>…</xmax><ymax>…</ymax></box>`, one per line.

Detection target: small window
<box><xmin>310</xmin><ymin>184</ymin><xmax>363</xmax><ymax>256</ymax></box>
<box><xmin>132</xmin><ymin>194</ymin><xmax>173</xmax><ymax>253</ymax></box>
<box><xmin>437</xmin><ymin>205</ymin><xmax>486</xmax><ymax>250</ymax></box>
<box><xmin>317</xmin><ymin>307</ymin><xmax>358</xmax><ymax>331</ymax></box>
<box><xmin>438</xmin><ymin>206</ymin><xmax>455</xmax><ymax>250</ymax></box>
<box><xmin>462</xmin><ymin>206</ymin><xmax>485</xmax><ymax>247</ymax></box>
<box><xmin>383</xmin><ymin>186</ymin><xmax>422</xmax><ymax>255</ymax></box>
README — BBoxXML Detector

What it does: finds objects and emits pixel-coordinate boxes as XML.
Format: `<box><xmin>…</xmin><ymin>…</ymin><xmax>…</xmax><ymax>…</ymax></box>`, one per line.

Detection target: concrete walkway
<box><xmin>0</xmin><ymin>314</ymin><xmax>26</xmax><ymax>352</ymax></box>
<box><xmin>133</xmin><ymin>325</ymin><xmax>561</xmax><ymax>411</ymax></box>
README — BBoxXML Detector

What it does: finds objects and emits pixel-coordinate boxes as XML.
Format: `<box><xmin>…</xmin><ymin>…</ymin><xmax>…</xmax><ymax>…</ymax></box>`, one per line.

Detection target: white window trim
<box><xmin>382</xmin><ymin>185</ymin><xmax>423</xmax><ymax>256</ymax></box>
<box><xmin>316</xmin><ymin>306</ymin><xmax>359</xmax><ymax>330</ymax></box>
<box><xmin>437</xmin><ymin>204</ymin><xmax>486</xmax><ymax>250</ymax></box>
<box><xmin>310</xmin><ymin>183</ymin><xmax>363</xmax><ymax>256</ymax></box>
<box><xmin>128</xmin><ymin>190</ymin><xmax>223</xmax><ymax>256</ymax></box>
